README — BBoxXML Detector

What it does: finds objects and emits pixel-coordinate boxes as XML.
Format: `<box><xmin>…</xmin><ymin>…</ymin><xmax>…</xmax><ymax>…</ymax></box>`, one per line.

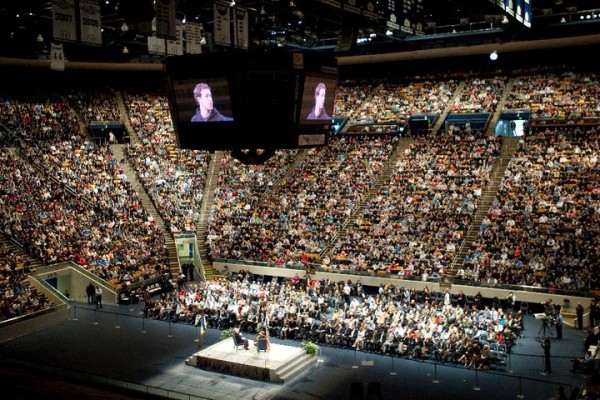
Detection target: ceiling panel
<box><xmin>0</xmin><ymin>0</ymin><xmax>598</xmax><ymax>62</ymax></box>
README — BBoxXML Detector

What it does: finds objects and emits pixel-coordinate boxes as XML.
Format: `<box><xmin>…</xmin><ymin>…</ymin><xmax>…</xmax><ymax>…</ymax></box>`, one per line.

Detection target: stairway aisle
<box><xmin>445</xmin><ymin>136</ymin><xmax>521</xmax><ymax>283</ymax></box>
<box><xmin>319</xmin><ymin>136</ymin><xmax>415</xmax><ymax>260</ymax></box>
<box><xmin>110</xmin><ymin>144</ymin><xmax>180</xmax><ymax>279</ymax></box>
<box><xmin>196</xmin><ymin>151</ymin><xmax>224</xmax><ymax>281</ymax></box>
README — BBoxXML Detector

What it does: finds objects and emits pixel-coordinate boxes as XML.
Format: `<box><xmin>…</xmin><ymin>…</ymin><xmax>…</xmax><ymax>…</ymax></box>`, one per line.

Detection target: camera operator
<box><xmin>544</xmin><ymin>299</ymin><xmax>556</xmax><ymax>316</ymax></box>
<box><xmin>555</xmin><ymin>310</ymin><xmax>564</xmax><ymax>341</ymax></box>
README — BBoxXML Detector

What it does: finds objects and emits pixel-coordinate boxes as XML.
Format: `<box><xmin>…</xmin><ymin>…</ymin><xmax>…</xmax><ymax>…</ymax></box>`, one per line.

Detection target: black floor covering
<box><xmin>0</xmin><ymin>300</ymin><xmax>594</xmax><ymax>400</ymax></box>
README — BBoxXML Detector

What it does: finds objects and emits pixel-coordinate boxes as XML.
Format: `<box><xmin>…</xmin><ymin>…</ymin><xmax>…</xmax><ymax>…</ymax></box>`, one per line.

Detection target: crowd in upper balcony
<box><xmin>328</xmin><ymin>126</ymin><xmax>500</xmax><ymax>280</ymax></box>
<box><xmin>343</xmin><ymin>74</ymin><xmax>459</xmax><ymax>125</ymax></box>
<box><xmin>505</xmin><ymin>70</ymin><xmax>600</xmax><ymax>120</ymax></box>
<box><xmin>458</xmin><ymin>125</ymin><xmax>600</xmax><ymax>291</ymax></box>
<box><xmin>0</xmin><ymin>66</ymin><xmax>598</xmax><ymax>310</ymax></box>
<box><xmin>0</xmin><ymin>93</ymin><xmax>169</xmax><ymax>290</ymax></box>
<box><xmin>122</xmin><ymin>91</ymin><xmax>209</xmax><ymax>234</ymax></box>
<box><xmin>207</xmin><ymin>135</ymin><xmax>395</xmax><ymax>264</ymax></box>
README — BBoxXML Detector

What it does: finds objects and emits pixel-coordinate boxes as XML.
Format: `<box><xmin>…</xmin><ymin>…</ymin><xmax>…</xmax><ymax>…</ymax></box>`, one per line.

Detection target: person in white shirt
<box><xmin>95</xmin><ymin>286</ymin><xmax>103</xmax><ymax>309</ymax></box>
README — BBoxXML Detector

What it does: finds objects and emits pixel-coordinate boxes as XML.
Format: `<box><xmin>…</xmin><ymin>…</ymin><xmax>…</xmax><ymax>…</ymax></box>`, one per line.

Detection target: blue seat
<box><xmin>520</xmin><ymin>301</ymin><xmax>529</xmax><ymax>314</ymax></box>
<box><xmin>257</xmin><ymin>337</ymin><xmax>269</xmax><ymax>352</ymax></box>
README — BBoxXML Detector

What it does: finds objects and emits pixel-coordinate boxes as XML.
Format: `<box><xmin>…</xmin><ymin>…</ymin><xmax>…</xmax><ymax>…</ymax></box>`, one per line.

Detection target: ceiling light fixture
<box><xmin>121</xmin><ymin>22</ymin><xmax>129</xmax><ymax>32</ymax></box>
<box><xmin>36</xmin><ymin>34</ymin><xmax>44</xmax><ymax>43</ymax></box>
<box><xmin>122</xmin><ymin>46</ymin><xmax>129</xmax><ymax>54</ymax></box>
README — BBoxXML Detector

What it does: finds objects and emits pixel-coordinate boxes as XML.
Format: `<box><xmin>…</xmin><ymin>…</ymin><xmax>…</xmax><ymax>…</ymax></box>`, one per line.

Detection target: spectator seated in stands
<box><xmin>571</xmin><ymin>351</ymin><xmax>594</xmax><ymax>374</ymax></box>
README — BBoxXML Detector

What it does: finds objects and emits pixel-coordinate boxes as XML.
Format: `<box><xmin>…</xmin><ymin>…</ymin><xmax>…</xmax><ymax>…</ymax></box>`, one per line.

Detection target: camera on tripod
<box><xmin>534</xmin><ymin>312</ymin><xmax>555</xmax><ymax>338</ymax></box>
<box><xmin>542</xmin><ymin>316</ymin><xmax>555</xmax><ymax>327</ymax></box>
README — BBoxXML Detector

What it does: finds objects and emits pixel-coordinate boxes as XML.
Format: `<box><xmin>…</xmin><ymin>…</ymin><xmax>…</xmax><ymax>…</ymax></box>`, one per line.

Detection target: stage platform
<box><xmin>186</xmin><ymin>337</ymin><xmax>317</xmax><ymax>383</ymax></box>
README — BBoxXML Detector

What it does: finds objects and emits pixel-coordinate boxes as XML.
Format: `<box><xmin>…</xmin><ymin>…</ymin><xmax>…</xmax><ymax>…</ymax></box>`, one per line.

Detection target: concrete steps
<box><xmin>203</xmin><ymin>264</ymin><xmax>225</xmax><ymax>281</ymax></box>
<box><xmin>270</xmin><ymin>351</ymin><xmax>318</xmax><ymax>383</ymax></box>
<box><xmin>110</xmin><ymin>144</ymin><xmax>180</xmax><ymax>278</ymax></box>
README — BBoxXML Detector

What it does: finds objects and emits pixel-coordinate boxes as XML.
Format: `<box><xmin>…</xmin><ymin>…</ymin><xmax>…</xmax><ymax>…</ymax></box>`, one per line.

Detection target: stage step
<box><xmin>270</xmin><ymin>351</ymin><xmax>318</xmax><ymax>384</ymax></box>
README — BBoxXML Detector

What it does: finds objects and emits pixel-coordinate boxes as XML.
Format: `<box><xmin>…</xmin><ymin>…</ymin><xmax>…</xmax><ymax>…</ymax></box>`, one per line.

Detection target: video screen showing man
<box><xmin>306</xmin><ymin>82</ymin><xmax>331</xmax><ymax>121</ymax></box>
<box><xmin>191</xmin><ymin>82</ymin><xmax>232</xmax><ymax>122</ymax></box>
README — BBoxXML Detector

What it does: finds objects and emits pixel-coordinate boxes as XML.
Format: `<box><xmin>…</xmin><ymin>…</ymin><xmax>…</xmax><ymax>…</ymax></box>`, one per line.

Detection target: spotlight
<box><xmin>489</xmin><ymin>50</ymin><xmax>498</xmax><ymax>61</ymax></box>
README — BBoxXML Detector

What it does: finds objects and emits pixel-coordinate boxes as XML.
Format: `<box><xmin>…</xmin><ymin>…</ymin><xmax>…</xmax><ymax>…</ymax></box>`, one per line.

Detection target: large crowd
<box><xmin>145</xmin><ymin>270</ymin><xmax>522</xmax><ymax>369</ymax></box>
<box><xmin>0</xmin><ymin>65</ymin><xmax>598</xmax><ymax>323</ymax></box>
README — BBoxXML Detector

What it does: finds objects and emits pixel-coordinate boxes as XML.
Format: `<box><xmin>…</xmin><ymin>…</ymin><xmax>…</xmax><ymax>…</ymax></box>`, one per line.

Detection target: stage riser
<box><xmin>187</xmin><ymin>338</ymin><xmax>317</xmax><ymax>383</ymax></box>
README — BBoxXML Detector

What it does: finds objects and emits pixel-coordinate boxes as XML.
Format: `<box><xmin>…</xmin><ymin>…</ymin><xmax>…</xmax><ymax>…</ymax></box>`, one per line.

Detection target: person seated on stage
<box><xmin>233</xmin><ymin>327</ymin><xmax>249</xmax><ymax>350</ymax></box>
<box><xmin>253</xmin><ymin>325</ymin><xmax>265</xmax><ymax>343</ymax></box>
<box><xmin>571</xmin><ymin>350</ymin><xmax>594</xmax><ymax>373</ymax></box>
<box><xmin>253</xmin><ymin>326</ymin><xmax>271</xmax><ymax>350</ymax></box>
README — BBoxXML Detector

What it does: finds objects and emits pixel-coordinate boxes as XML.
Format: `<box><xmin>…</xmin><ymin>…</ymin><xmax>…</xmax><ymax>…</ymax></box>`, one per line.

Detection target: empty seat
<box><xmin>119</xmin><ymin>292</ymin><xmax>131</xmax><ymax>305</ymax></box>
<box><xmin>466</xmin><ymin>295</ymin><xmax>475</xmax><ymax>307</ymax></box>
<box><xmin>257</xmin><ymin>337</ymin><xmax>269</xmax><ymax>352</ymax></box>
<box><xmin>519</xmin><ymin>301</ymin><xmax>529</xmax><ymax>314</ymax></box>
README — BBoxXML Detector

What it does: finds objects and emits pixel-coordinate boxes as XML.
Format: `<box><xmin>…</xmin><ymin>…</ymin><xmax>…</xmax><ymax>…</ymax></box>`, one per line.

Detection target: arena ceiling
<box><xmin>0</xmin><ymin>0</ymin><xmax>599</xmax><ymax>63</ymax></box>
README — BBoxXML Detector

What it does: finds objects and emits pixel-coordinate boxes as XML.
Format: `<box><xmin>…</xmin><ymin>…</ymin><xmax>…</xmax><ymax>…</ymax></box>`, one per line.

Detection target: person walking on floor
<box><xmin>541</xmin><ymin>338</ymin><xmax>552</xmax><ymax>375</ymax></box>
<box><xmin>188</xmin><ymin>264</ymin><xmax>194</xmax><ymax>281</ymax></box>
<box><xmin>577</xmin><ymin>302</ymin><xmax>584</xmax><ymax>330</ymax></box>
<box><xmin>95</xmin><ymin>285</ymin><xmax>103</xmax><ymax>309</ymax></box>
<box><xmin>86</xmin><ymin>282</ymin><xmax>95</xmax><ymax>304</ymax></box>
